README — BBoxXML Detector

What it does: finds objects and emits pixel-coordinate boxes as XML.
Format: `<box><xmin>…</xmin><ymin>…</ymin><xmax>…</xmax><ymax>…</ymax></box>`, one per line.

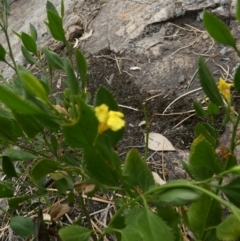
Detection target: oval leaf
<box><xmin>32</xmin><ymin>159</ymin><xmax>59</xmax><ymax>180</ymax></box>
<box><xmin>234</xmin><ymin>65</ymin><xmax>240</xmax><ymax>90</ymax></box>
<box><xmin>198</xmin><ymin>57</ymin><xmax>224</xmax><ymax>106</ymax></box>
<box><xmin>21</xmin><ymin>45</ymin><xmax>37</xmax><ymax>65</ymax></box>
<box><xmin>2</xmin><ymin>156</ymin><xmax>18</xmax><ymax>178</ymax></box>
<box><xmin>10</xmin><ymin>216</ymin><xmax>35</xmax><ymax>238</ymax></box>
<box><xmin>216</xmin><ymin>215</ymin><xmax>240</xmax><ymax>241</ymax></box>
<box><xmin>0</xmin><ymin>183</ymin><xmax>13</xmax><ymax>197</ymax></box>
<box><xmin>47</xmin><ymin>10</ymin><xmax>66</xmax><ymax>42</ymax></box>
<box><xmin>59</xmin><ymin>225</ymin><xmax>92</xmax><ymax>241</ymax></box>
<box><xmin>43</xmin><ymin>48</ymin><xmax>64</xmax><ymax>70</ymax></box>
<box><xmin>0</xmin><ymin>44</ymin><xmax>7</xmax><ymax>61</ymax></box>
<box><xmin>21</xmin><ymin>32</ymin><xmax>38</xmax><ymax>56</ymax></box>
<box><xmin>203</xmin><ymin>11</ymin><xmax>236</xmax><ymax>49</ymax></box>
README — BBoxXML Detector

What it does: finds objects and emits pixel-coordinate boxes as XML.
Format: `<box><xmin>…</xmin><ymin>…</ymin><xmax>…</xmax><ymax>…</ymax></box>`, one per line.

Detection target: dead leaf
<box><xmin>80</xmin><ymin>29</ymin><xmax>93</xmax><ymax>41</ymax></box>
<box><xmin>138</xmin><ymin>120</ymin><xmax>146</xmax><ymax>126</ymax></box>
<box><xmin>43</xmin><ymin>213</ymin><xmax>51</xmax><ymax>222</ymax></box>
<box><xmin>73</xmin><ymin>38</ymin><xmax>79</xmax><ymax>48</ymax></box>
<box><xmin>144</xmin><ymin>132</ymin><xmax>175</xmax><ymax>151</ymax></box>
<box><xmin>49</xmin><ymin>203</ymin><xmax>72</xmax><ymax>221</ymax></box>
<box><xmin>74</xmin><ymin>182</ymin><xmax>96</xmax><ymax>193</ymax></box>
<box><xmin>130</xmin><ymin>66</ymin><xmax>141</xmax><ymax>71</ymax></box>
<box><xmin>152</xmin><ymin>172</ymin><xmax>166</xmax><ymax>185</ymax></box>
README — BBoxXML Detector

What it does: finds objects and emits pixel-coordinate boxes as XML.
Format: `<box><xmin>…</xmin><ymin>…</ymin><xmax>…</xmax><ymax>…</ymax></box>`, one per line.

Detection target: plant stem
<box><xmin>108</xmin><ymin>181</ymin><xmax>240</xmax><ymax>230</ymax></box>
<box><xmin>79</xmin><ymin>193</ymin><xmax>97</xmax><ymax>241</ymax></box>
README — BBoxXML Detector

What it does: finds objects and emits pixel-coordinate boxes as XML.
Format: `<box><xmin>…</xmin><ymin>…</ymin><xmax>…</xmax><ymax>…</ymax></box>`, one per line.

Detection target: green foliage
<box><xmin>31</xmin><ymin>159</ymin><xmax>60</xmax><ymax>180</ymax></box>
<box><xmin>187</xmin><ymin>194</ymin><xmax>222</xmax><ymax>240</ymax></box>
<box><xmin>234</xmin><ymin>65</ymin><xmax>240</xmax><ymax>90</ymax></box>
<box><xmin>120</xmin><ymin>208</ymin><xmax>174</xmax><ymax>241</ymax></box>
<box><xmin>59</xmin><ymin>225</ymin><xmax>92</xmax><ymax>241</ymax></box>
<box><xmin>1</xmin><ymin>1</ymin><xmax>240</xmax><ymax>241</ymax></box>
<box><xmin>43</xmin><ymin>48</ymin><xmax>64</xmax><ymax>70</ymax></box>
<box><xmin>203</xmin><ymin>11</ymin><xmax>237</xmax><ymax>50</ymax></box>
<box><xmin>188</xmin><ymin>135</ymin><xmax>221</xmax><ymax>180</ymax></box>
<box><xmin>0</xmin><ymin>44</ymin><xmax>6</xmax><ymax>61</ymax></box>
<box><xmin>2</xmin><ymin>156</ymin><xmax>18</xmax><ymax>177</ymax></box>
<box><xmin>198</xmin><ymin>57</ymin><xmax>223</xmax><ymax>106</ymax></box>
<box><xmin>123</xmin><ymin>148</ymin><xmax>155</xmax><ymax>192</ymax></box>
<box><xmin>10</xmin><ymin>216</ymin><xmax>35</xmax><ymax>238</ymax></box>
<box><xmin>21</xmin><ymin>32</ymin><xmax>38</xmax><ymax>56</ymax></box>
<box><xmin>216</xmin><ymin>215</ymin><xmax>240</xmax><ymax>241</ymax></box>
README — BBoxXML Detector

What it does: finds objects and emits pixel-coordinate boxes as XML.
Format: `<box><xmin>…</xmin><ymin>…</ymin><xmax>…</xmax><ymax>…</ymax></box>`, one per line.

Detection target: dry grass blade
<box><xmin>162</xmin><ymin>87</ymin><xmax>202</xmax><ymax>114</ymax></box>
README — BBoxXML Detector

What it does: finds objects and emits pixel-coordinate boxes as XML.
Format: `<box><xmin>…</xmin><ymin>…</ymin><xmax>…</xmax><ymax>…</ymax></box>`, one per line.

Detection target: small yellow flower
<box><xmin>218</xmin><ymin>77</ymin><xmax>233</xmax><ymax>100</ymax></box>
<box><xmin>95</xmin><ymin>104</ymin><xmax>125</xmax><ymax>133</ymax></box>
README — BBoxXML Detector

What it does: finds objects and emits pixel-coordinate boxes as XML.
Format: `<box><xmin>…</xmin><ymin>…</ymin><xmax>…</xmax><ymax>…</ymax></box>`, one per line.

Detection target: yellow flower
<box><xmin>95</xmin><ymin>104</ymin><xmax>125</xmax><ymax>133</ymax></box>
<box><xmin>218</xmin><ymin>77</ymin><xmax>233</xmax><ymax>100</ymax></box>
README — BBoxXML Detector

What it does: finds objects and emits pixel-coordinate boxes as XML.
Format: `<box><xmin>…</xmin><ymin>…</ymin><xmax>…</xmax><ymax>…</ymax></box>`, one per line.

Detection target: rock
<box><xmin>178</xmin><ymin>75</ymin><xmax>185</xmax><ymax>84</ymax></box>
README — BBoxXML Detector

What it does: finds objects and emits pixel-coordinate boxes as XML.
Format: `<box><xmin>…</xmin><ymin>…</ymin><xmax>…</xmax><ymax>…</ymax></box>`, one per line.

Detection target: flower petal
<box><xmin>95</xmin><ymin>104</ymin><xmax>109</xmax><ymax>123</ymax></box>
<box><xmin>107</xmin><ymin>111</ymin><xmax>125</xmax><ymax>131</ymax></box>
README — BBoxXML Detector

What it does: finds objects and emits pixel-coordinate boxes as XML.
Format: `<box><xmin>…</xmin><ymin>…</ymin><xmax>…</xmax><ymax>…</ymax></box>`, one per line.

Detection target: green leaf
<box><xmin>13</xmin><ymin>111</ymin><xmax>43</xmax><ymax>138</ymax></box>
<box><xmin>64</xmin><ymin>59</ymin><xmax>79</xmax><ymax>95</ymax></box>
<box><xmin>32</xmin><ymin>159</ymin><xmax>59</xmax><ymax>180</ymax></box>
<box><xmin>194</xmin><ymin>123</ymin><xmax>218</xmax><ymax>148</ymax></box>
<box><xmin>83</xmin><ymin>145</ymin><xmax>119</xmax><ymax>185</ymax></box>
<box><xmin>157</xmin><ymin>207</ymin><xmax>181</xmax><ymax>241</ymax></box>
<box><xmin>216</xmin><ymin>215</ymin><xmax>240</xmax><ymax>241</ymax></box>
<box><xmin>0</xmin><ymin>116</ymin><xmax>23</xmax><ymax>142</ymax></box>
<box><xmin>236</xmin><ymin>0</ymin><xmax>240</xmax><ymax>22</ymax></box>
<box><xmin>47</xmin><ymin>10</ymin><xmax>66</xmax><ymax>42</ymax></box>
<box><xmin>0</xmin><ymin>183</ymin><xmax>13</xmax><ymax>197</ymax></box>
<box><xmin>203</xmin><ymin>11</ymin><xmax>236</xmax><ymax>49</ymax></box>
<box><xmin>3</xmin><ymin>148</ymin><xmax>36</xmax><ymax>161</ymax></box>
<box><xmin>187</xmin><ymin>194</ymin><xmax>222</xmax><ymax>240</ymax></box>
<box><xmin>75</xmin><ymin>49</ymin><xmax>88</xmax><ymax>88</ymax></box>
<box><xmin>21</xmin><ymin>45</ymin><xmax>37</xmax><ymax>65</ymax></box>
<box><xmin>50</xmin><ymin>134</ymin><xmax>58</xmax><ymax>155</ymax></box>
<box><xmin>193</xmin><ymin>101</ymin><xmax>207</xmax><ymax>118</ymax></box>
<box><xmin>59</xmin><ymin>225</ymin><xmax>91</xmax><ymax>241</ymax></box>
<box><xmin>152</xmin><ymin>187</ymin><xmax>201</xmax><ymax>206</ymax></box>
<box><xmin>207</xmin><ymin>102</ymin><xmax>220</xmax><ymax>115</ymax></box>
<box><xmin>2</xmin><ymin>156</ymin><xmax>18</xmax><ymax>178</ymax></box>
<box><xmin>123</xmin><ymin>149</ymin><xmax>155</xmax><ymax>192</ymax></box>
<box><xmin>0</xmin><ymin>116</ymin><xmax>15</xmax><ymax>142</ymax></box>
<box><xmin>10</xmin><ymin>216</ymin><xmax>35</xmax><ymax>238</ymax></box>
<box><xmin>64</xmin><ymin>152</ymin><xmax>80</xmax><ymax>166</ymax></box>
<box><xmin>121</xmin><ymin>208</ymin><xmax>174</xmax><ymax>241</ymax></box>
<box><xmin>29</xmin><ymin>23</ymin><xmax>38</xmax><ymax>41</ymax></box>
<box><xmin>219</xmin><ymin>177</ymin><xmax>240</xmax><ymax>208</ymax></box>
<box><xmin>55</xmin><ymin>178</ymin><xmax>69</xmax><ymax>194</ymax></box>
<box><xmin>0</xmin><ymin>84</ymin><xmax>43</xmax><ymax>114</ymax></box>
<box><xmin>234</xmin><ymin>65</ymin><xmax>240</xmax><ymax>90</ymax></box>
<box><xmin>198</xmin><ymin>57</ymin><xmax>223</xmax><ymax>106</ymax></box>
<box><xmin>46</xmin><ymin>1</ymin><xmax>58</xmax><ymax>14</ymax></box>
<box><xmin>8</xmin><ymin>195</ymin><xmax>34</xmax><ymax>209</ymax></box>
<box><xmin>62</xmin><ymin>100</ymin><xmax>98</xmax><ymax>148</ymax></box>
<box><xmin>94</xmin><ymin>86</ymin><xmax>119</xmax><ymax>111</ymax></box>
<box><xmin>21</xmin><ymin>32</ymin><xmax>38</xmax><ymax>56</ymax></box>
<box><xmin>188</xmin><ymin>134</ymin><xmax>221</xmax><ymax>180</ymax></box>
<box><xmin>0</xmin><ymin>44</ymin><xmax>7</xmax><ymax>62</ymax></box>
<box><xmin>0</xmin><ymin>107</ymin><xmax>14</xmax><ymax>119</ymax></box>
<box><xmin>43</xmin><ymin>48</ymin><xmax>64</xmax><ymax>70</ymax></box>
<box><xmin>19</xmin><ymin>70</ymin><xmax>47</xmax><ymax>101</ymax></box>
<box><xmin>61</xmin><ymin>0</ymin><xmax>65</xmax><ymax>18</ymax></box>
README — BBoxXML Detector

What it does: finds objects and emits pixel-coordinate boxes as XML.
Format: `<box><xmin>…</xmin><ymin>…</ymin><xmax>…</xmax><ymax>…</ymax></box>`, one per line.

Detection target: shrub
<box><xmin>1</xmin><ymin>0</ymin><xmax>240</xmax><ymax>240</ymax></box>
